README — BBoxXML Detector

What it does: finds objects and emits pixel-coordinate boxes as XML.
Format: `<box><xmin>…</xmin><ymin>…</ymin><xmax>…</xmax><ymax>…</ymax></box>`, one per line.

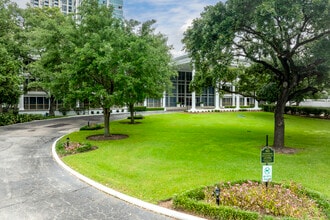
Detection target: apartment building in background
<box><xmin>29</xmin><ymin>0</ymin><xmax>123</xmax><ymax>19</ymax></box>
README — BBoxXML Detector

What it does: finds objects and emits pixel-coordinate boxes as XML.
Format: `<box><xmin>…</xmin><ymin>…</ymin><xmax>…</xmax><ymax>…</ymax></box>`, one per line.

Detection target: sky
<box><xmin>13</xmin><ymin>0</ymin><xmax>221</xmax><ymax>57</ymax></box>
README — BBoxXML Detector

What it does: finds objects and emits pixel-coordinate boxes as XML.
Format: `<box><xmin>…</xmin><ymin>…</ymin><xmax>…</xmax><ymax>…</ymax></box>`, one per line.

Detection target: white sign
<box><xmin>262</xmin><ymin>165</ymin><xmax>272</xmax><ymax>182</ymax></box>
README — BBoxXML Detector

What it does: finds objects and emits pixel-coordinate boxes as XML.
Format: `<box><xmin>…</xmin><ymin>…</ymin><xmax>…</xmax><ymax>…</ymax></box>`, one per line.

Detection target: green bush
<box><xmin>56</xmin><ymin>141</ymin><xmax>95</xmax><ymax>157</ymax></box>
<box><xmin>146</xmin><ymin>107</ymin><xmax>164</xmax><ymax>111</ymax></box>
<box><xmin>80</xmin><ymin>123</ymin><xmax>103</xmax><ymax>130</ymax></box>
<box><xmin>134</xmin><ymin>106</ymin><xmax>147</xmax><ymax>112</ymax></box>
<box><xmin>261</xmin><ymin>104</ymin><xmax>276</xmax><ymax>112</ymax></box>
<box><xmin>75</xmin><ymin>143</ymin><xmax>93</xmax><ymax>153</ymax></box>
<box><xmin>0</xmin><ymin>113</ymin><xmax>45</xmax><ymax>126</ymax></box>
<box><xmin>173</xmin><ymin>186</ymin><xmax>260</xmax><ymax>220</ymax></box>
<box><xmin>225</xmin><ymin>106</ymin><xmax>236</xmax><ymax>108</ymax></box>
<box><xmin>127</xmin><ymin>114</ymin><xmax>144</xmax><ymax>120</ymax></box>
<box><xmin>264</xmin><ymin>105</ymin><xmax>329</xmax><ymax>118</ymax></box>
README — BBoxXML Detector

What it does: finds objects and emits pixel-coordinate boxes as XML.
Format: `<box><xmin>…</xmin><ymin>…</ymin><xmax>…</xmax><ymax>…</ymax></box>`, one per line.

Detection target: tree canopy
<box><xmin>23</xmin><ymin>6</ymin><xmax>74</xmax><ymax>116</ymax></box>
<box><xmin>69</xmin><ymin>0</ymin><xmax>175</xmax><ymax>135</ymax></box>
<box><xmin>183</xmin><ymin>0</ymin><xmax>330</xmax><ymax>148</ymax></box>
<box><xmin>0</xmin><ymin>0</ymin><xmax>23</xmax><ymax>112</ymax></box>
<box><xmin>117</xmin><ymin>19</ymin><xmax>176</xmax><ymax>123</ymax></box>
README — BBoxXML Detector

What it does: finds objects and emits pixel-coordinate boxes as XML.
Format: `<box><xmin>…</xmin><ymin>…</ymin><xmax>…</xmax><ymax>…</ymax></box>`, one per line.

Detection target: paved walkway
<box><xmin>0</xmin><ymin>115</ymin><xmax>175</xmax><ymax>220</ymax></box>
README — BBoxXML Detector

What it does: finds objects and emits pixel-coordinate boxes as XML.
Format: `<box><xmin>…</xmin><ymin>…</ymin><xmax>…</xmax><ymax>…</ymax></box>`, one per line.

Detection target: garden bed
<box><xmin>172</xmin><ymin>180</ymin><xmax>329</xmax><ymax>220</ymax></box>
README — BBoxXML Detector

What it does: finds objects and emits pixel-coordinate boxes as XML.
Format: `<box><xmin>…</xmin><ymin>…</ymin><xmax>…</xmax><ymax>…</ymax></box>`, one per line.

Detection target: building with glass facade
<box><xmin>160</xmin><ymin>55</ymin><xmax>258</xmax><ymax>111</ymax></box>
<box><xmin>29</xmin><ymin>0</ymin><xmax>123</xmax><ymax>18</ymax></box>
<box><xmin>99</xmin><ymin>0</ymin><xmax>123</xmax><ymax>20</ymax></box>
<box><xmin>140</xmin><ymin>55</ymin><xmax>258</xmax><ymax>111</ymax></box>
<box><xmin>30</xmin><ymin>0</ymin><xmax>77</xmax><ymax>14</ymax></box>
<box><xmin>18</xmin><ymin>54</ymin><xmax>258</xmax><ymax>114</ymax></box>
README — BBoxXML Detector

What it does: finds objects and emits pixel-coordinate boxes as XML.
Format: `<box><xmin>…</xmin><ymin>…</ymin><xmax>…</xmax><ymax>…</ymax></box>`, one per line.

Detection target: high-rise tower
<box><xmin>99</xmin><ymin>0</ymin><xmax>123</xmax><ymax>19</ymax></box>
<box><xmin>30</xmin><ymin>0</ymin><xmax>77</xmax><ymax>14</ymax></box>
<box><xmin>30</xmin><ymin>0</ymin><xmax>123</xmax><ymax>19</ymax></box>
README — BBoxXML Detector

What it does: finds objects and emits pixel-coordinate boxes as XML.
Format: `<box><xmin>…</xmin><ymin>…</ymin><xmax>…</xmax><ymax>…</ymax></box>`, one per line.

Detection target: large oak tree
<box><xmin>183</xmin><ymin>0</ymin><xmax>330</xmax><ymax>148</ymax></box>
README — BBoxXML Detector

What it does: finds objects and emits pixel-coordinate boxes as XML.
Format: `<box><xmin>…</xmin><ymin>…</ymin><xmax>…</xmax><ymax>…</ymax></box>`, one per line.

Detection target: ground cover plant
<box><xmin>57</xmin><ymin>112</ymin><xmax>330</xmax><ymax>208</ymax></box>
<box><xmin>56</xmin><ymin>141</ymin><xmax>96</xmax><ymax>157</ymax></box>
<box><xmin>173</xmin><ymin>180</ymin><xmax>329</xmax><ymax>219</ymax></box>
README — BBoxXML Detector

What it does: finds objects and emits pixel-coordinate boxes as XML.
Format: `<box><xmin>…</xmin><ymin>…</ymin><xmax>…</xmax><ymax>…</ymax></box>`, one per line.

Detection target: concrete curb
<box><xmin>52</xmin><ymin>136</ymin><xmax>206</xmax><ymax>220</ymax></box>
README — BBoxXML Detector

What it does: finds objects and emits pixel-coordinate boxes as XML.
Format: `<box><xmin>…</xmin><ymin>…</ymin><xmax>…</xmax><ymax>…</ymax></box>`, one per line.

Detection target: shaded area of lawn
<box><xmin>58</xmin><ymin>112</ymin><xmax>330</xmax><ymax>203</ymax></box>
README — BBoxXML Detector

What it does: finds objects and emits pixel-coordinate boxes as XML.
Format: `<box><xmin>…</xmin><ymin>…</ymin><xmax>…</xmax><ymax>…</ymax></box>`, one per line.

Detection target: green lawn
<box><xmin>59</xmin><ymin>112</ymin><xmax>330</xmax><ymax>203</ymax></box>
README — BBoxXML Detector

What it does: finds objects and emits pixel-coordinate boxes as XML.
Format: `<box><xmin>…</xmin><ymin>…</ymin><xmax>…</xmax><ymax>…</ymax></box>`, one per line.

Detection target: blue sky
<box><xmin>13</xmin><ymin>0</ymin><xmax>221</xmax><ymax>57</ymax></box>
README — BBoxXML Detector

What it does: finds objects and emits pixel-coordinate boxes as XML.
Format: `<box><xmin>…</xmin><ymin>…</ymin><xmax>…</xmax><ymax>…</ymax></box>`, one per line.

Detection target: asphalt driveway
<box><xmin>0</xmin><ymin>115</ymin><xmax>173</xmax><ymax>220</ymax></box>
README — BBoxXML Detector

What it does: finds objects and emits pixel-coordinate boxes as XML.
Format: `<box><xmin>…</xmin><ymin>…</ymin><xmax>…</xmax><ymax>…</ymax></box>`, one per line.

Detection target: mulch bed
<box><xmin>86</xmin><ymin>134</ymin><xmax>128</xmax><ymax>141</ymax></box>
<box><xmin>275</xmin><ymin>147</ymin><xmax>299</xmax><ymax>154</ymax></box>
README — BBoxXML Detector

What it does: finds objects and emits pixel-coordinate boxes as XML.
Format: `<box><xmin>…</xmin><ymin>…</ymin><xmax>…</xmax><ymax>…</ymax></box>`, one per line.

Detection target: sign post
<box><xmin>261</xmin><ymin>146</ymin><xmax>275</xmax><ymax>164</ymax></box>
<box><xmin>262</xmin><ymin>165</ymin><xmax>272</xmax><ymax>182</ymax></box>
<box><xmin>260</xmin><ymin>135</ymin><xmax>275</xmax><ymax>187</ymax></box>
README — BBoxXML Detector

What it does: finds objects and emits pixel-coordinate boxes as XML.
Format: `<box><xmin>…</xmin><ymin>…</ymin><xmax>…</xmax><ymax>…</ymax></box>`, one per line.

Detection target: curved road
<box><xmin>0</xmin><ymin>115</ymin><xmax>173</xmax><ymax>220</ymax></box>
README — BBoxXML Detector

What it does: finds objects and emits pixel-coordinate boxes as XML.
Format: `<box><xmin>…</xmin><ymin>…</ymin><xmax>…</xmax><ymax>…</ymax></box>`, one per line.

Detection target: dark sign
<box><xmin>261</xmin><ymin>146</ymin><xmax>275</xmax><ymax>164</ymax></box>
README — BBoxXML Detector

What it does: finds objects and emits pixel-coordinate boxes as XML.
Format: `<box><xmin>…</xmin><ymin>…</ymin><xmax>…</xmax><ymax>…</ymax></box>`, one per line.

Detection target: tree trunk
<box><xmin>103</xmin><ymin>107</ymin><xmax>111</xmax><ymax>137</ymax></box>
<box><xmin>0</xmin><ymin>104</ymin><xmax>2</xmax><ymax>113</ymax></box>
<box><xmin>129</xmin><ymin>103</ymin><xmax>135</xmax><ymax>124</ymax></box>
<box><xmin>273</xmin><ymin>103</ymin><xmax>285</xmax><ymax>148</ymax></box>
<box><xmin>273</xmin><ymin>84</ymin><xmax>290</xmax><ymax>148</ymax></box>
<box><xmin>49</xmin><ymin>95</ymin><xmax>56</xmax><ymax>117</ymax></box>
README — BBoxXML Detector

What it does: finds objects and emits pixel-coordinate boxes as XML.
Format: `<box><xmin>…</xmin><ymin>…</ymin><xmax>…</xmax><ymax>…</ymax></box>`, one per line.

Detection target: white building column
<box><xmin>236</xmin><ymin>94</ymin><xmax>240</xmax><ymax>109</ymax></box>
<box><xmin>18</xmin><ymin>95</ymin><xmax>24</xmax><ymax>110</ymax></box>
<box><xmin>162</xmin><ymin>91</ymin><xmax>166</xmax><ymax>111</ymax></box>
<box><xmin>214</xmin><ymin>82</ymin><xmax>220</xmax><ymax>110</ymax></box>
<box><xmin>254</xmin><ymin>99</ymin><xmax>259</xmax><ymax>109</ymax></box>
<box><xmin>190</xmin><ymin>67</ymin><xmax>196</xmax><ymax>111</ymax></box>
<box><xmin>232</xmin><ymin>85</ymin><xmax>236</xmax><ymax>107</ymax></box>
<box><xmin>244</xmin><ymin>97</ymin><xmax>247</xmax><ymax>106</ymax></box>
<box><xmin>143</xmin><ymin>99</ymin><xmax>147</xmax><ymax>107</ymax></box>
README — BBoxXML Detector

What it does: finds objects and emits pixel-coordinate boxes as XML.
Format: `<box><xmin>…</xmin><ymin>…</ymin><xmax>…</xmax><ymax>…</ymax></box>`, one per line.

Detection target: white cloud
<box><xmin>13</xmin><ymin>0</ymin><xmax>222</xmax><ymax>57</ymax></box>
<box><xmin>13</xmin><ymin>0</ymin><xmax>29</xmax><ymax>8</ymax></box>
<box><xmin>125</xmin><ymin>0</ymin><xmax>220</xmax><ymax>57</ymax></box>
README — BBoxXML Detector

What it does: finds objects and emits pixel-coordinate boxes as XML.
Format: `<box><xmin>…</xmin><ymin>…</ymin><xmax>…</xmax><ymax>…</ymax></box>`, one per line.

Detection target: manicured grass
<box><xmin>58</xmin><ymin>112</ymin><xmax>330</xmax><ymax>203</ymax></box>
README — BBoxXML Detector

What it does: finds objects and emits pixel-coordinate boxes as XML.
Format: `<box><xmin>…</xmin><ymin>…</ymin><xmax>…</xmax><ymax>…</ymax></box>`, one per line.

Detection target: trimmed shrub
<box><xmin>146</xmin><ymin>107</ymin><xmax>165</xmax><ymax>111</ymax></box>
<box><xmin>173</xmin><ymin>186</ymin><xmax>259</xmax><ymax>220</ymax></box>
<box><xmin>134</xmin><ymin>106</ymin><xmax>147</xmax><ymax>112</ymax></box>
<box><xmin>263</xmin><ymin>105</ymin><xmax>329</xmax><ymax>118</ymax></box>
<box><xmin>0</xmin><ymin>113</ymin><xmax>45</xmax><ymax>126</ymax></box>
<box><xmin>127</xmin><ymin>114</ymin><xmax>144</xmax><ymax>120</ymax></box>
<box><xmin>261</xmin><ymin>104</ymin><xmax>276</xmax><ymax>112</ymax></box>
<box><xmin>56</xmin><ymin>141</ymin><xmax>95</xmax><ymax>157</ymax></box>
<box><xmin>80</xmin><ymin>123</ymin><xmax>103</xmax><ymax>131</ymax></box>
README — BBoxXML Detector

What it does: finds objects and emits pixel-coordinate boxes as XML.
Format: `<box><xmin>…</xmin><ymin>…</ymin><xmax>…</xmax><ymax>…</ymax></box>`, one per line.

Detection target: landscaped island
<box><xmin>57</xmin><ymin>112</ymin><xmax>330</xmax><ymax>219</ymax></box>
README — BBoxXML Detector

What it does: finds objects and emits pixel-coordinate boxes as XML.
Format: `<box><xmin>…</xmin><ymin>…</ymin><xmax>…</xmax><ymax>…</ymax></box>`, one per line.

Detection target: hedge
<box><xmin>261</xmin><ymin>104</ymin><xmax>330</xmax><ymax>118</ymax></box>
<box><xmin>173</xmin><ymin>186</ymin><xmax>260</xmax><ymax>220</ymax></box>
<box><xmin>80</xmin><ymin>123</ymin><xmax>103</xmax><ymax>131</ymax></box>
<box><xmin>127</xmin><ymin>114</ymin><xmax>144</xmax><ymax>120</ymax></box>
<box><xmin>0</xmin><ymin>113</ymin><xmax>45</xmax><ymax>126</ymax></box>
<box><xmin>133</xmin><ymin>106</ymin><xmax>147</xmax><ymax>112</ymax></box>
<box><xmin>146</xmin><ymin>107</ymin><xmax>164</xmax><ymax>111</ymax></box>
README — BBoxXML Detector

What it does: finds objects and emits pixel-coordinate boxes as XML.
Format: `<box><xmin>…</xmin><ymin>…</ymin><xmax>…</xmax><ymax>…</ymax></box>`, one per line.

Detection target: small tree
<box><xmin>23</xmin><ymin>6</ymin><xmax>73</xmax><ymax>116</ymax></box>
<box><xmin>118</xmin><ymin>20</ymin><xmax>176</xmax><ymax>124</ymax></box>
<box><xmin>69</xmin><ymin>0</ymin><xmax>125</xmax><ymax>136</ymax></box>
